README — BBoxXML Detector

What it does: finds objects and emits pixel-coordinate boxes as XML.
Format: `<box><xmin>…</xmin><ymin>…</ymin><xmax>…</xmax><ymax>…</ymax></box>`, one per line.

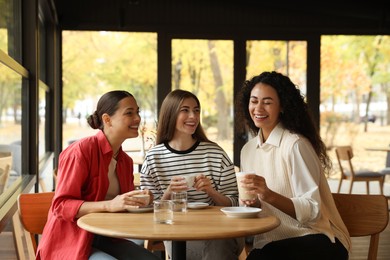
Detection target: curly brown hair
<box><xmin>236</xmin><ymin>71</ymin><xmax>332</xmax><ymax>174</ymax></box>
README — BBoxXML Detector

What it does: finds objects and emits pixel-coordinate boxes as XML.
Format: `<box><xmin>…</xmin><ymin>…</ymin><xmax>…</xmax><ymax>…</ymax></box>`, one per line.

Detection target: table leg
<box><xmin>171</xmin><ymin>241</ymin><xmax>186</xmax><ymax>260</ymax></box>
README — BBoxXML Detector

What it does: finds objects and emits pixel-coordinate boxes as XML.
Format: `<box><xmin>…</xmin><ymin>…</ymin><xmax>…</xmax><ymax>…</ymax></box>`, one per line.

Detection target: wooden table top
<box><xmin>77</xmin><ymin>206</ymin><xmax>280</xmax><ymax>241</ymax></box>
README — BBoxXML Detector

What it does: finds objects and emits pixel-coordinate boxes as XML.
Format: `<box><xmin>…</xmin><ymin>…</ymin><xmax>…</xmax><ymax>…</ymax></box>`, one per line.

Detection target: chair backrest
<box><xmin>335</xmin><ymin>146</ymin><xmax>354</xmax><ymax>177</ymax></box>
<box><xmin>17</xmin><ymin>192</ymin><xmax>54</xmax><ymax>253</ymax></box>
<box><xmin>0</xmin><ymin>153</ymin><xmax>12</xmax><ymax>193</ymax></box>
<box><xmin>386</xmin><ymin>144</ymin><xmax>390</xmax><ymax>168</ymax></box>
<box><xmin>332</xmin><ymin>193</ymin><xmax>389</xmax><ymax>260</ymax></box>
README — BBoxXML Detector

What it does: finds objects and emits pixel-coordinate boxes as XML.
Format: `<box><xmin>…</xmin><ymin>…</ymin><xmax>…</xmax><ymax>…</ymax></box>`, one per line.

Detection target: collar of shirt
<box><xmin>256</xmin><ymin>123</ymin><xmax>284</xmax><ymax>149</ymax></box>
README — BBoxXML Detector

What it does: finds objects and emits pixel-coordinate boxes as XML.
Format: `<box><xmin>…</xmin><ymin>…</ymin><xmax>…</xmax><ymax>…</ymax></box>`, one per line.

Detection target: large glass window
<box><xmin>62</xmin><ymin>31</ymin><xmax>157</xmax><ymax>153</ymax></box>
<box><xmin>246</xmin><ymin>40</ymin><xmax>307</xmax><ymax>95</ymax></box>
<box><xmin>320</xmin><ymin>35</ymin><xmax>390</xmax><ymax>177</ymax></box>
<box><xmin>0</xmin><ymin>0</ymin><xmax>21</xmax><ymax>62</ymax></box>
<box><xmin>38</xmin><ymin>82</ymin><xmax>47</xmax><ymax>158</ymax></box>
<box><xmin>172</xmin><ymin>39</ymin><xmax>234</xmax><ymax>160</ymax></box>
<box><xmin>0</xmin><ymin>61</ymin><xmax>22</xmax><ymax>195</ymax></box>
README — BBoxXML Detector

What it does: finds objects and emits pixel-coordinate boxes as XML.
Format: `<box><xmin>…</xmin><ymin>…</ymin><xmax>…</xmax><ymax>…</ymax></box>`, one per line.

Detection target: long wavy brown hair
<box><xmin>156</xmin><ymin>89</ymin><xmax>211</xmax><ymax>145</ymax></box>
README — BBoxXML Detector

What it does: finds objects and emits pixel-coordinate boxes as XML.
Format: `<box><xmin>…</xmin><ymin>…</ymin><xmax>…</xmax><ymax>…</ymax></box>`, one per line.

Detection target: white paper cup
<box><xmin>171</xmin><ymin>191</ymin><xmax>188</xmax><ymax>212</ymax></box>
<box><xmin>236</xmin><ymin>171</ymin><xmax>257</xmax><ymax>201</ymax></box>
<box><xmin>153</xmin><ymin>200</ymin><xmax>173</xmax><ymax>224</ymax></box>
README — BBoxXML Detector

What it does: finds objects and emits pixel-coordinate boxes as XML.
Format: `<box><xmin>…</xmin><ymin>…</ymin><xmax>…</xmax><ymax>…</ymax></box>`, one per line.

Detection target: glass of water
<box><xmin>171</xmin><ymin>191</ymin><xmax>188</xmax><ymax>212</ymax></box>
<box><xmin>153</xmin><ymin>200</ymin><xmax>174</xmax><ymax>224</ymax></box>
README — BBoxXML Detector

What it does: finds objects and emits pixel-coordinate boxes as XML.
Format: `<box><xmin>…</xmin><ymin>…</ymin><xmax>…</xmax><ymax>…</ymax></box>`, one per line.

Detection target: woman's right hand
<box><xmin>77</xmin><ymin>190</ymin><xmax>150</xmax><ymax>218</ymax></box>
<box><xmin>109</xmin><ymin>190</ymin><xmax>150</xmax><ymax>212</ymax></box>
<box><xmin>162</xmin><ymin>176</ymin><xmax>187</xmax><ymax>199</ymax></box>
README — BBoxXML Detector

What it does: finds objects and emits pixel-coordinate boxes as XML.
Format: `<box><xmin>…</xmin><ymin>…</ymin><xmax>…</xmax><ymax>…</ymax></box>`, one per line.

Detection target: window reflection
<box><xmin>0</xmin><ymin>0</ymin><xmax>22</xmax><ymax>62</ymax></box>
<box><xmin>0</xmin><ymin>62</ymin><xmax>22</xmax><ymax>195</ymax></box>
<box><xmin>39</xmin><ymin>84</ymin><xmax>47</xmax><ymax>158</ymax></box>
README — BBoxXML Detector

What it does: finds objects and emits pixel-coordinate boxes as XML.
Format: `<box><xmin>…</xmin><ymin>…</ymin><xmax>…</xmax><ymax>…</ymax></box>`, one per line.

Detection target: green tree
<box><xmin>62</xmin><ymin>31</ymin><xmax>157</xmax><ymax>122</ymax></box>
<box><xmin>172</xmin><ymin>39</ymin><xmax>233</xmax><ymax>140</ymax></box>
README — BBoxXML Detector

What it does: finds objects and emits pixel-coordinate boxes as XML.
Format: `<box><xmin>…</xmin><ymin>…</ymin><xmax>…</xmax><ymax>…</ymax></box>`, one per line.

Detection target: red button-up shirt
<box><xmin>36</xmin><ymin>130</ymin><xmax>135</xmax><ymax>259</ymax></box>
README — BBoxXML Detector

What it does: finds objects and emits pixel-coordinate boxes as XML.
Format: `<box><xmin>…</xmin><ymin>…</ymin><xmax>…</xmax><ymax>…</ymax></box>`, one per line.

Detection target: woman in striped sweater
<box><xmin>140</xmin><ymin>89</ymin><xmax>244</xmax><ymax>260</ymax></box>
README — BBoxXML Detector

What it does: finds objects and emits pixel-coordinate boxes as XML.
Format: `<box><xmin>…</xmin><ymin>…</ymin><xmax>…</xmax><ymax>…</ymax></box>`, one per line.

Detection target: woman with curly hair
<box><xmin>236</xmin><ymin>71</ymin><xmax>350</xmax><ymax>260</ymax></box>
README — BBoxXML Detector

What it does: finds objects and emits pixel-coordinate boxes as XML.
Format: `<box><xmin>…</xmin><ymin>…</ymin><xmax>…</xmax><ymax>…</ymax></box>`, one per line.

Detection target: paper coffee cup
<box><xmin>236</xmin><ymin>171</ymin><xmax>257</xmax><ymax>201</ymax></box>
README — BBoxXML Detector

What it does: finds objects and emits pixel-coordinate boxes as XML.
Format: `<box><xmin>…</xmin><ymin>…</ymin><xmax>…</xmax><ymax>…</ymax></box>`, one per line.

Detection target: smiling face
<box><xmin>249</xmin><ymin>83</ymin><xmax>282</xmax><ymax>140</ymax></box>
<box><xmin>174</xmin><ymin>97</ymin><xmax>200</xmax><ymax>138</ymax></box>
<box><xmin>107</xmin><ymin>96</ymin><xmax>141</xmax><ymax>140</ymax></box>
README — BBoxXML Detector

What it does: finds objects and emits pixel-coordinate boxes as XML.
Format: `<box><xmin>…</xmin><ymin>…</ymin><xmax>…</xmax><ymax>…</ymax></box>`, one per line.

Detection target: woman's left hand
<box><xmin>242</xmin><ymin>174</ymin><xmax>271</xmax><ymax>202</ymax></box>
<box><xmin>193</xmin><ymin>174</ymin><xmax>213</xmax><ymax>193</ymax></box>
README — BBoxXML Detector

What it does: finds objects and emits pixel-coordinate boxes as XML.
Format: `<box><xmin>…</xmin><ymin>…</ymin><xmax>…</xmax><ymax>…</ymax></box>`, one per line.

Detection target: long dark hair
<box><xmin>236</xmin><ymin>71</ymin><xmax>332</xmax><ymax>174</ymax></box>
<box><xmin>87</xmin><ymin>90</ymin><xmax>133</xmax><ymax>130</ymax></box>
<box><xmin>156</xmin><ymin>89</ymin><xmax>210</xmax><ymax>144</ymax></box>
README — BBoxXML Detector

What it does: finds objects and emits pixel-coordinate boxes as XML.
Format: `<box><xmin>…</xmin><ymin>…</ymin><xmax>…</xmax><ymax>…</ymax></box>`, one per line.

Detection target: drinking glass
<box><xmin>171</xmin><ymin>191</ymin><xmax>188</xmax><ymax>212</ymax></box>
<box><xmin>153</xmin><ymin>200</ymin><xmax>173</xmax><ymax>224</ymax></box>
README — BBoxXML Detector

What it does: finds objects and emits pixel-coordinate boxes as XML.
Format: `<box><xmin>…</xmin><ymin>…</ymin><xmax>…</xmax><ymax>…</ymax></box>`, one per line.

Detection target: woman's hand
<box><xmin>76</xmin><ymin>189</ymin><xmax>152</xmax><ymax>218</ymax></box>
<box><xmin>109</xmin><ymin>189</ymin><xmax>150</xmax><ymax>212</ymax></box>
<box><xmin>193</xmin><ymin>174</ymin><xmax>213</xmax><ymax>194</ymax></box>
<box><xmin>242</xmin><ymin>174</ymin><xmax>296</xmax><ymax>218</ymax></box>
<box><xmin>162</xmin><ymin>176</ymin><xmax>188</xmax><ymax>200</ymax></box>
<box><xmin>241</xmin><ymin>174</ymin><xmax>271</xmax><ymax>205</ymax></box>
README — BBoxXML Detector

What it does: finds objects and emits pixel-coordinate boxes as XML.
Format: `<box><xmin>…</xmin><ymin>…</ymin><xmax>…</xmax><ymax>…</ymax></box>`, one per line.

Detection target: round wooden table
<box><xmin>77</xmin><ymin>206</ymin><xmax>280</xmax><ymax>260</ymax></box>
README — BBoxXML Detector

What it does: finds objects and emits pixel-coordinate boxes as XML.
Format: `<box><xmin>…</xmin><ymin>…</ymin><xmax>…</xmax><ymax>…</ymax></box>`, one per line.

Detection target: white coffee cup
<box><xmin>133</xmin><ymin>194</ymin><xmax>150</xmax><ymax>206</ymax></box>
<box><xmin>181</xmin><ymin>174</ymin><xmax>196</xmax><ymax>188</ymax></box>
<box><xmin>236</xmin><ymin>171</ymin><xmax>257</xmax><ymax>201</ymax></box>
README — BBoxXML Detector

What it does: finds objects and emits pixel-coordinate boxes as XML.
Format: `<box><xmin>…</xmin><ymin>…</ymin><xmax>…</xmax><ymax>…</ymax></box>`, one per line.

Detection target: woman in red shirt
<box><xmin>36</xmin><ymin>90</ymin><xmax>159</xmax><ymax>260</ymax></box>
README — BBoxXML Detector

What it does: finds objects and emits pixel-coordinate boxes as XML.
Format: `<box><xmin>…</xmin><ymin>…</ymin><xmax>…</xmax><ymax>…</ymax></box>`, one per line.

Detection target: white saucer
<box><xmin>220</xmin><ymin>207</ymin><xmax>261</xmax><ymax>218</ymax></box>
<box><xmin>188</xmin><ymin>202</ymin><xmax>209</xmax><ymax>209</ymax></box>
<box><xmin>126</xmin><ymin>205</ymin><xmax>153</xmax><ymax>213</ymax></box>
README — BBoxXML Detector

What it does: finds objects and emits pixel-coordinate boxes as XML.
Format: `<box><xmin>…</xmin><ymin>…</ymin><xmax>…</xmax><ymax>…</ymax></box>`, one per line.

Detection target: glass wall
<box><xmin>0</xmin><ymin>61</ymin><xmax>22</xmax><ymax>195</ymax></box>
<box><xmin>320</xmin><ymin>35</ymin><xmax>390</xmax><ymax>177</ymax></box>
<box><xmin>0</xmin><ymin>0</ymin><xmax>22</xmax><ymax>199</ymax></box>
<box><xmin>0</xmin><ymin>0</ymin><xmax>21</xmax><ymax>62</ymax></box>
<box><xmin>62</xmin><ymin>31</ymin><xmax>158</xmax><ymax>154</ymax></box>
<box><xmin>172</xmin><ymin>39</ymin><xmax>234</xmax><ymax>160</ymax></box>
<box><xmin>38</xmin><ymin>83</ymin><xmax>47</xmax><ymax>159</ymax></box>
<box><xmin>246</xmin><ymin>40</ymin><xmax>307</xmax><ymax>95</ymax></box>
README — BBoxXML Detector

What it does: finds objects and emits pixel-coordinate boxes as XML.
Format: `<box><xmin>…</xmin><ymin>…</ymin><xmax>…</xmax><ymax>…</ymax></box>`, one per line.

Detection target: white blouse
<box><xmin>240</xmin><ymin>123</ymin><xmax>351</xmax><ymax>252</ymax></box>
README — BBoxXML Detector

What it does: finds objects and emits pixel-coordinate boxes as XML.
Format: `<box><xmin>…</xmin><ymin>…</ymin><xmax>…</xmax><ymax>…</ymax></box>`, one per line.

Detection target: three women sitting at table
<box><xmin>38</xmin><ymin>72</ymin><xmax>351</xmax><ymax>260</ymax></box>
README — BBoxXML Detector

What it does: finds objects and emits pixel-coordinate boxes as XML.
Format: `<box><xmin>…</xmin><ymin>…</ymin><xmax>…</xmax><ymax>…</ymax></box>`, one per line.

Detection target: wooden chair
<box><xmin>16</xmin><ymin>192</ymin><xmax>54</xmax><ymax>259</ymax></box>
<box><xmin>0</xmin><ymin>152</ymin><xmax>12</xmax><ymax>193</ymax></box>
<box><xmin>144</xmin><ymin>240</ymin><xmax>167</xmax><ymax>259</ymax></box>
<box><xmin>333</xmin><ymin>193</ymin><xmax>389</xmax><ymax>260</ymax></box>
<box><xmin>335</xmin><ymin>146</ymin><xmax>384</xmax><ymax>194</ymax></box>
<box><xmin>379</xmin><ymin>145</ymin><xmax>390</xmax><ymax>184</ymax></box>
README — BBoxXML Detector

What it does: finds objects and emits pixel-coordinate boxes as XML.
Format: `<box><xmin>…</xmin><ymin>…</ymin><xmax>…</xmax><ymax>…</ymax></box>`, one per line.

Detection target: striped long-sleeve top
<box><xmin>140</xmin><ymin>141</ymin><xmax>239</xmax><ymax>206</ymax></box>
